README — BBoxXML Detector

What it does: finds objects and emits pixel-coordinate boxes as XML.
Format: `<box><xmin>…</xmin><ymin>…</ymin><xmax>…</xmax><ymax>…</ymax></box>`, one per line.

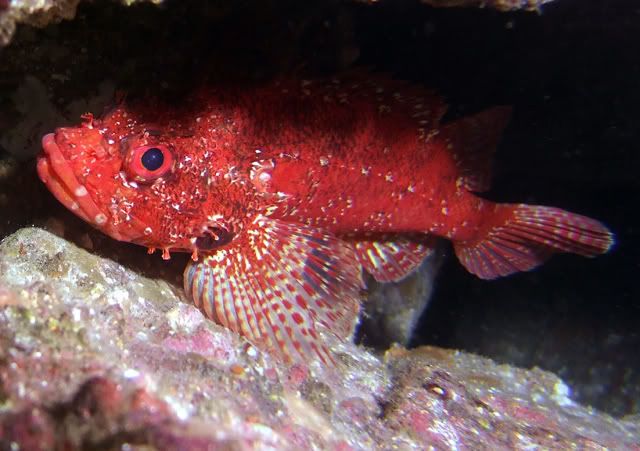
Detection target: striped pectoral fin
<box><xmin>454</xmin><ymin>204</ymin><xmax>615</xmax><ymax>279</ymax></box>
<box><xmin>183</xmin><ymin>216</ymin><xmax>364</xmax><ymax>364</ymax></box>
<box><xmin>350</xmin><ymin>234</ymin><xmax>439</xmax><ymax>283</ymax></box>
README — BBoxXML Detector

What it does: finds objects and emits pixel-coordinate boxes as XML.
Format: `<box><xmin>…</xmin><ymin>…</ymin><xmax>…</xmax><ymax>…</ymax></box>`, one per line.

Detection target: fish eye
<box><xmin>141</xmin><ymin>147</ymin><xmax>164</xmax><ymax>171</ymax></box>
<box><xmin>126</xmin><ymin>144</ymin><xmax>174</xmax><ymax>182</ymax></box>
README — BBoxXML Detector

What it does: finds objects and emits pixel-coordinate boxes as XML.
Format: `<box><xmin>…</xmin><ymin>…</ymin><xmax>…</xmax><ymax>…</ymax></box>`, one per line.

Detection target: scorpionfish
<box><xmin>37</xmin><ymin>75</ymin><xmax>614</xmax><ymax>364</ymax></box>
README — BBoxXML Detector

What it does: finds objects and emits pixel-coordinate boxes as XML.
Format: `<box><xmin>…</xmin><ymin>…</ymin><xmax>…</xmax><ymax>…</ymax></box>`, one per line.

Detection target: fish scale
<box><xmin>37</xmin><ymin>74</ymin><xmax>614</xmax><ymax>363</ymax></box>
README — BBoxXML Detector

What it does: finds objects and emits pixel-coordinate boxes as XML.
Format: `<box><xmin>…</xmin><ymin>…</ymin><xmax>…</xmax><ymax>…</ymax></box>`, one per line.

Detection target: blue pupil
<box><xmin>141</xmin><ymin>147</ymin><xmax>164</xmax><ymax>171</ymax></box>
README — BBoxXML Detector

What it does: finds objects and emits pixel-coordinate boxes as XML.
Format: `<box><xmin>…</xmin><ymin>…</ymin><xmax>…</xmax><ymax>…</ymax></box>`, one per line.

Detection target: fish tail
<box><xmin>453</xmin><ymin>204</ymin><xmax>614</xmax><ymax>279</ymax></box>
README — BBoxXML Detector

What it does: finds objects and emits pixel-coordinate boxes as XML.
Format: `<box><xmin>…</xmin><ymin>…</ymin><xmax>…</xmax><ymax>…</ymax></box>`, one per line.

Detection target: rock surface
<box><xmin>0</xmin><ymin>0</ymin><xmax>81</xmax><ymax>46</ymax></box>
<box><xmin>420</xmin><ymin>0</ymin><xmax>554</xmax><ymax>11</ymax></box>
<box><xmin>0</xmin><ymin>0</ymin><xmax>557</xmax><ymax>47</ymax></box>
<box><xmin>357</xmin><ymin>0</ymin><xmax>555</xmax><ymax>12</ymax></box>
<box><xmin>0</xmin><ymin>227</ymin><xmax>637</xmax><ymax>449</ymax></box>
<box><xmin>0</xmin><ymin>0</ymin><xmax>165</xmax><ymax>46</ymax></box>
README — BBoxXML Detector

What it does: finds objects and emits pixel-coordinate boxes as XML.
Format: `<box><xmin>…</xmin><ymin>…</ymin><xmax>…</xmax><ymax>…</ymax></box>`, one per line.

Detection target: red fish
<box><xmin>37</xmin><ymin>75</ymin><xmax>613</xmax><ymax>363</ymax></box>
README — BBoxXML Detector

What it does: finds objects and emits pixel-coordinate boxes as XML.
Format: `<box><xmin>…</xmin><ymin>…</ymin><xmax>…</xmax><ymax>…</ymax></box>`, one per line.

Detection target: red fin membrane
<box><xmin>454</xmin><ymin>204</ymin><xmax>614</xmax><ymax>279</ymax></box>
<box><xmin>442</xmin><ymin>106</ymin><xmax>512</xmax><ymax>192</ymax></box>
<box><xmin>351</xmin><ymin>234</ymin><xmax>438</xmax><ymax>283</ymax></box>
<box><xmin>184</xmin><ymin>216</ymin><xmax>363</xmax><ymax>364</ymax></box>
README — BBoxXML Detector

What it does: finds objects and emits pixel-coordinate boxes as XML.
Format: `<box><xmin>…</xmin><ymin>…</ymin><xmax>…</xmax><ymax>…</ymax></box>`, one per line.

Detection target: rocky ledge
<box><xmin>0</xmin><ymin>227</ymin><xmax>636</xmax><ymax>449</ymax></box>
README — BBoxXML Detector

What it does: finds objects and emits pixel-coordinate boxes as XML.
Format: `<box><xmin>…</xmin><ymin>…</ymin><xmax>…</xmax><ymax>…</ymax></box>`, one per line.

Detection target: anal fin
<box><xmin>184</xmin><ymin>216</ymin><xmax>364</xmax><ymax>364</ymax></box>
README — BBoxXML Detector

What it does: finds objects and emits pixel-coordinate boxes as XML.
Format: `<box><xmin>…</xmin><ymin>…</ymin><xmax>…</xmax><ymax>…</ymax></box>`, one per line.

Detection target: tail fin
<box><xmin>454</xmin><ymin>204</ymin><xmax>614</xmax><ymax>279</ymax></box>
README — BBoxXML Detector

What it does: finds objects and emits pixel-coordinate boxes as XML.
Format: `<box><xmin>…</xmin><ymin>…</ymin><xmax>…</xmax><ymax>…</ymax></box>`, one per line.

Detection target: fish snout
<box><xmin>46</xmin><ymin>126</ymin><xmax>111</xmax><ymax>159</ymax></box>
<box><xmin>38</xmin><ymin>128</ymin><xmax>149</xmax><ymax>245</ymax></box>
<box><xmin>38</xmin><ymin>129</ymin><xmax>114</xmax><ymax>235</ymax></box>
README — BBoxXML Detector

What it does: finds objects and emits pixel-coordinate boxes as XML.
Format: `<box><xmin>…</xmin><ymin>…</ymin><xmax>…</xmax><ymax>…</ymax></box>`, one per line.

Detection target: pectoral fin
<box><xmin>184</xmin><ymin>216</ymin><xmax>364</xmax><ymax>364</ymax></box>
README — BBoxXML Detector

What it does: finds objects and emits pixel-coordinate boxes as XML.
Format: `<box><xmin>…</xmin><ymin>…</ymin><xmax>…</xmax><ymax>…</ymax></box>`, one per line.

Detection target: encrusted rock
<box><xmin>420</xmin><ymin>0</ymin><xmax>554</xmax><ymax>11</ymax></box>
<box><xmin>358</xmin><ymin>0</ymin><xmax>555</xmax><ymax>12</ymax></box>
<box><xmin>0</xmin><ymin>0</ymin><xmax>162</xmax><ymax>46</ymax></box>
<box><xmin>0</xmin><ymin>0</ymin><xmax>557</xmax><ymax>48</ymax></box>
<box><xmin>384</xmin><ymin>346</ymin><xmax>640</xmax><ymax>449</ymax></box>
<box><xmin>0</xmin><ymin>228</ymin><xmax>388</xmax><ymax>449</ymax></box>
<box><xmin>0</xmin><ymin>0</ymin><xmax>81</xmax><ymax>46</ymax></box>
<box><xmin>0</xmin><ymin>227</ymin><xmax>637</xmax><ymax>449</ymax></box>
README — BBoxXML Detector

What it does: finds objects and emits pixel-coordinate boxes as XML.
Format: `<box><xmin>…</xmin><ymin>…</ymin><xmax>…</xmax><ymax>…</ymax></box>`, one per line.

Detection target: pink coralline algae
<box><xmin>384</xmin><ymin>347</ymin><xmax>640</xmax><ymax>449</ymax></box>
<box><xmin>0</xmin><ymin>227</ymin><xmax>638</xmax><ymax>449</ymax></box>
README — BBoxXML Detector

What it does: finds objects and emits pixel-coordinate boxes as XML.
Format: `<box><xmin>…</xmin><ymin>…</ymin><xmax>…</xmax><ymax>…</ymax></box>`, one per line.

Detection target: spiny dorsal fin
<box><xmin>349</xmin><ymin>234</ymin><xmax>438</xmax><ymax>283</ymax></box>
<box><xmin>442</xmin><ymin>106</ymin><xmax>512</xmax><ymax>192</ymax></box>
<box><xmin>184</xmin><ymin>216</ymin><xmax>363</xmax><ymax>364</ymax></box>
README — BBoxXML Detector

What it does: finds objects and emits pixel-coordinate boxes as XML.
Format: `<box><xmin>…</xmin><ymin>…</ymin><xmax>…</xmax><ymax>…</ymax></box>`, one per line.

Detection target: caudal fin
<box><xmin>454</xmin><ymin>204</ymin><xmax>614</xmax><ymax>279</ymax></box>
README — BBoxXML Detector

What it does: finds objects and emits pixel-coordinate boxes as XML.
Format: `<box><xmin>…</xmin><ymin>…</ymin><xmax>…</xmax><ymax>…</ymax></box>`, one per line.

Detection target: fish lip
<box><xmin>38</xmin><ymin>132</ymin><xmax>130</xmax><ymax>241</ymax></box>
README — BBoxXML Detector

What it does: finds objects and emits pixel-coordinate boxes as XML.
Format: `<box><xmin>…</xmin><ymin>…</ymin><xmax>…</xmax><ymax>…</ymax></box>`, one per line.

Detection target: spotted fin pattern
<box><xmin>184</xmin><ymin>216</ymin><xmax>363</xmax><ymax>364</ymax></box>
<box><xmin>351</xmin><ymin>235</ymin><xmax>438</xmax><ymax>283</ymax></box>
<box><xmin>455</xmin><ymin>204</ymin><xmax>614</xmax><ymax>279</ymax></box>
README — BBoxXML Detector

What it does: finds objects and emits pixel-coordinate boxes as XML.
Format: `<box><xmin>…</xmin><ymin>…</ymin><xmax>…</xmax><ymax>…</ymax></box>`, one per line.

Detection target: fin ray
<box><xmin>454</xmin><ymin>204</ymin><xmax>614</xmax><ymax>279</ymax></box>
<box><xmin>351</xmin><ymin>234</ymin><xmax>438</xmax><ymax>283</ymax></box>
<box><xmin>184</xmin><ymin>216</ymin><xmax>363</xmax><ymax>364</ymax></box>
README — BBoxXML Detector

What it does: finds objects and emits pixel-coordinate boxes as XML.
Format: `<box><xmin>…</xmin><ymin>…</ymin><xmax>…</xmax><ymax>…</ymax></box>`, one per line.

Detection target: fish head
<box><xmin>38</xmin><ymin>106</ymin><xmax>237</xmax><ymax>257</ymax></box>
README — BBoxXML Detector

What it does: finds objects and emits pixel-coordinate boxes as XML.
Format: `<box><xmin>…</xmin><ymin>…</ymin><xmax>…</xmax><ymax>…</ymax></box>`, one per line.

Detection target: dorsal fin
<box><xmin>442</xmin><ymin>106</ymin><xmax>512</xmax><ymax>192</ymax></box>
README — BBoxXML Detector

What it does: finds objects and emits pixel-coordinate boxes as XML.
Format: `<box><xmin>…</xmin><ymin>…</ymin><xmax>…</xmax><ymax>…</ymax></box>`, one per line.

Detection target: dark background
<box><xmin>374</xmin><ymin>0</ymin><xmax>640</xmax><ymax>417</ymax></box>
<box><xmin>1</xmin><ymin>0</ymin><xmax>637</xmax><ymax>416</ymax></box>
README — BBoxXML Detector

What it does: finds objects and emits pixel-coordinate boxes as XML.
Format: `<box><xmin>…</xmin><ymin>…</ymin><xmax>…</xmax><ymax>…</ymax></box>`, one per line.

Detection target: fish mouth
<box><xmin>38</xmin><ymin>132</ymin><xmax>134</xmax><ymax>241</ymax></box>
